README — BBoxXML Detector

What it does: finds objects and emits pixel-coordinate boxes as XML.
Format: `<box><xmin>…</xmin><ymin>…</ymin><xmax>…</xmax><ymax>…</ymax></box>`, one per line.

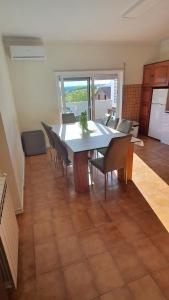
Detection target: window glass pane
<box><xmin>64</xmin><ymin>80</ymin><xmax>88</xmax><ymax>102</ymax></box>
<box><xmin>63</xmin><ymin>78</ymin><xmax>90</xmax><ymax>120</ymax></box>
<box><xmin>94</xmin><ymin>78</ymin><xmax>118</xmax><ymax>120</ymax></box>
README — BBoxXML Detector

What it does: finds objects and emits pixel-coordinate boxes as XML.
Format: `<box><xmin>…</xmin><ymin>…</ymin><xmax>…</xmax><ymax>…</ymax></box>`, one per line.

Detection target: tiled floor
<box><xmin>9</xmin><ymin>138</ymin><xmax>169</xmax><ymax>300</ymax></box>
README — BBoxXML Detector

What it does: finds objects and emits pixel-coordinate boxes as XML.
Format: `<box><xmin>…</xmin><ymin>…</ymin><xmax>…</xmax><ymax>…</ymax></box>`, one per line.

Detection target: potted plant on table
<box><xmin>80</xmin><ymin>111</ymin><xmax>88</xmax><ymax>132</ymax></box>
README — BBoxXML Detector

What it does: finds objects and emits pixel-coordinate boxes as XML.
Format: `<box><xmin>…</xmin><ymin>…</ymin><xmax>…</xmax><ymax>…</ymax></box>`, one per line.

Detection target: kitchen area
<box><xmin>140</xmin><ymin>60</ymin><xmax>169</xmax><ymax>145</ymax></box>
<box><xmin>148</xmin><ymin>88</ymin><xmax>169</xmax><ymax>144</ymax></box>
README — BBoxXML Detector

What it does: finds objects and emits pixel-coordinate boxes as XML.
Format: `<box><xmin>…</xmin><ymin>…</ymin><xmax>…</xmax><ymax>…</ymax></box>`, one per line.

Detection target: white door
<box><xmin>148</xmin><ymin>104</ymin><xmax>165</xmax><ymax>139</ymax></box>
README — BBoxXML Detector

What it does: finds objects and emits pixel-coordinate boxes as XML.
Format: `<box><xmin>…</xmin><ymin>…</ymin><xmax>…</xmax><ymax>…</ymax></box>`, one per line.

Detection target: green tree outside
<box><xmin>65</xmin><ymin>87</ymin><xmax>87</xmax><ymax>102</ymax></box>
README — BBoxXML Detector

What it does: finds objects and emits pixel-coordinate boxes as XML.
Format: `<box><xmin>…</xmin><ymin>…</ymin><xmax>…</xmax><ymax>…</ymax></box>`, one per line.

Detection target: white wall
<box><xmin>0</xmin><ymin>37</ymin><xmax>24</xmax><ymax>212</ymax></box>
<box><xmin>159</xmin><ymin>39</ymin><xmax>169</xmax><ymax>60</ymax></box>
<box><xmin>7</xmin><ymin>41</ymin><xmax>159</xmax><ymax>132</ymax></box>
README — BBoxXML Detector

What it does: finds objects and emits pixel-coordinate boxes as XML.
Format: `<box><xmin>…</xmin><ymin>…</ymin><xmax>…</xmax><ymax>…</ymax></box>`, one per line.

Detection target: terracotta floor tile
<box><xmin>46</xmin><ymin>190</ymin><xmax>66</xmax><ymax>202</ymax></box>
<box><xmin>35</xmin><ymin>241</ymin><xmax>60</xmax><ymax>275</ymax></box>
<box><xmin>117</xmin><ymin>217</ymin><xmax>146</xmax><ymax>242</ymax></box>
<box><xmin>51</xmin><ymin>202</ymin><xmax>70</xmax><ymax>218</ymax></box>
<box><xmin>18</xmin><ymin>212</ymin><xmax>33</xmax><ymax>227</ymax></box>
<box><xmin>7</xmin><ymin>290</ymin><xmax>18</xmax><ymax>300</ymax></box>
<box><xmin>18</xmin><ymin>245</ymin><xmax>35</xmax><ymax>284</ymax></box>
<box><xmin>87</xmin><ymin>205</ymin><xmax>110</xmax><ymax>227</ymax></box>
<box><xmin>79</xmin><ymin>229</ymin><xmax>106</xmax><ymax>257</ymax></box>
<box><xmin>32</xmin><ymin>207</ymin><xmax>52</xmax><ymax>224</ymax></box>
<box><xmin>52</xmin><ymin>215</ymin><xmax>75</xmax><ymax>238</ymax></box>
<box><xmin>111</xmin><ymin>242</ymin><xmax>147</xmax><ymax>282</ymax></box>
<box><xmin>19</xmin><ymin>226</ymin><xmax>34</xmax><ymax>247</ymax></box>
<box><xmin>16</xmin><ymin>280</ymin><xmax>37</xmax><ymax>300</ymax></box>
<box><xmin>33</xmin><ymin>221</ymin><xmax>54</xmax><ymax>245</ymax></box>
<box><xmin>57</xmin><ymin>235</ymin><xmax>83</xmax><ymax>266</ymax></box>
<box><xmin>108</xmin><ymin>210</ymin><xmax>130</xmax><ymax>226</ymax></box>
<box><xmin>152</xmin><ymin>267</ymin><xmax>169</xmax><ymax>300</ymax></box>
<box><xmin>36</xmin><ymin>270</ymin><xmax>67</xmax><ymax>300</ymax></box>
<box><xmin>101</xmin><ymin>200</ymin><xmax>122</xmax><ymax>217</ymax></box>
<box><xmin>133</xmin><ymin>238</ymin><xmax>168</xmax><ymax>272</ymax></box>
<box><xmin>128</xmin><ymin>275</ymin><xmax>166</xmax><ymax>300</ymax></box>
<box><xmin>64</xmin><ymin>262</ymin><xmax>98</xmax><ymax>300</ymax></box>
<box><xmin>69</xmin><ymin>201</ymin><xmax>87</xmax><ymax>214</ymax></box>
<box><xmin>9</xmin><ymin>139</ymin><xmax>169</xmax><ymax>300</ymax></box>
<box><xmin>132</xmin><ymin>211</ymin><xmax>166</xmax><ymax>237</ymax></box>
<box><xmin>100</xmin><ymin>286</ymin><xmax>134</xmax><ymax>300</ymax></box>
<box><xmin>31</xmin><ymin>200</ymin><xmax>49</xmax><ymax>211</ymax></box>
<box><xmin>31</xmin><ymin>194</ymin><xmax>49</xmax><ymax>206</ymax></box>
<box><xmin>151</xmin><ymin>232</ymin><xmax>169</xmax><ymax>261</ymax></box>
<box><xmin>119</xmin><ymin>199</ymin><xmax>148</xmax><ymax>216</ymax></box>
<box><xmin>71</xmin><ymin>211</ymin><xmax>94</xmax><ymax>233</ymax></box>
<box><xmin>89</xmin><ymin>252</ymin><xmax>124</xmax><ymax>294</ymax></box>
<box><xmin>99</xmin><ymin>223</ymin><xmax>125</xmax><ymax>249</ymax></box>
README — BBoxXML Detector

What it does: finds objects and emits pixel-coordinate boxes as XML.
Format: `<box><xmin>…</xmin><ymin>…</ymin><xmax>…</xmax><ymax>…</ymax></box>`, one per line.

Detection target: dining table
<box><xmin>52</xmin><ymin>121</ymin><xmax>138</xmax><ymax>193</ymax></box>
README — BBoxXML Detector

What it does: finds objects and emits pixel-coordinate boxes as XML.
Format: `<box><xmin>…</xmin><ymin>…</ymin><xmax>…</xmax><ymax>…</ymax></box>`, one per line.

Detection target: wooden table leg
<box><xmin>73</xmin><ymin>151</ymin><xmax>89</xmax><ymax>193</ymax></box>
<box><xmin>126</xmin><ymin>143</ymin><xmax>134</xmax><ymax>180</ymax></box>
<box><xmin>118</xmin><ymin>143</ymin><xmax>134</xmax><ymax>182</ymax></box>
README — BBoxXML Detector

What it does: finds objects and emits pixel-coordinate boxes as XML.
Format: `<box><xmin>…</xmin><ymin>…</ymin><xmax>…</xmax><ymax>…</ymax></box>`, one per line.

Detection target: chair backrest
<box><xmin>52</xmin><ymin>132</ymin><xmax>70</xmax><ymax>165</ymax></box>
<box><xmin>62</xmin><ymin>113</ymin><xmax>76</xmax><ymax>124</ymax></box>
<box><xmin>105</xmin><ymin>114</ymin><xmax>112</xmax><ymax>126</ymax></box>
<box><xmin>117</xmin><ymin>119</ymin><xmax>133</xmax><ymax>134</ymax></box>
<box><xmin>41</xmin><ymin>121</ymin><xmax>55</xmax><ymax>148</ymax></box>
<box><xmin>107</xmin><ymin>116</ymin><xmax>119</xmax><ymax>129</ymax></box>
<box><xmin>104</xmin><ymin>135</ymin><xmax>131</xmax><ymax>172</ymax></box>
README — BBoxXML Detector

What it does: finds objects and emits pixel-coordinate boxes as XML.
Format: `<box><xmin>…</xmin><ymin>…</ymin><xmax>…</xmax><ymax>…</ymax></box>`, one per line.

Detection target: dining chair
<box><xmin>98</xmin><ymin>118</ymin><xmax>132</xmax><ymax>156</ymax></box>
<box><xmin>41</xmin><ymin>121</ymin><xmax>57</xmax><ymax>165</ymax></box>
<box><xmin>116</xmin><ymin>119</ymin><xmax>133</xmax><ymax>134</ymax></box>
<box><xmin>107</xmin><ymin>116</ymin><xmax>119</xmax><ymax>129</ymax></box>
<box><xmin>62</xmin><ymin>112</ymin><xmax>76</xmax><ymax>124</ymax></box>
<box><xmin>51</xmin><ymin>131</ymin><xmax>71</xmax><ymax>175</ymax></box>
<box><xmin>90</xmin><ymin>135</ymin><xmax>131</xmax><ymax>199</ymax></box>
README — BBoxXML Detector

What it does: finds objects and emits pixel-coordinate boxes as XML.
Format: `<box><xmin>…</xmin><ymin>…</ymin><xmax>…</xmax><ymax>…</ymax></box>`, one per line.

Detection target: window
<box><xmin>56</xmin><ymin>70</ymin><xmax>123</xmax><ymax>121</ymax></box>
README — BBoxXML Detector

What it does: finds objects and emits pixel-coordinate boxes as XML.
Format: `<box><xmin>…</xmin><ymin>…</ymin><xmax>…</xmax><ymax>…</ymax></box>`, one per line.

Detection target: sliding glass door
<box><xmin>56</xmin><ymin>71</ymin><xmax>122</xmax><ymax>122</ymax></box>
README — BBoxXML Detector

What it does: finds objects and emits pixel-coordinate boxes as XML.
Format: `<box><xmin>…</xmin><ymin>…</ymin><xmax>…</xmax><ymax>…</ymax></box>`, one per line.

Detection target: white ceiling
<box><xmin>0</xmin><ymin>0</ymin><xmax>169</xmax><ymax>43</ymax></box>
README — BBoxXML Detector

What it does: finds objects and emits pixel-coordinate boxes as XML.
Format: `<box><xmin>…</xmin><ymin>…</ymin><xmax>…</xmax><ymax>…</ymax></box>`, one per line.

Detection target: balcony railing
<box><xmin>66</xmin><ymin>100</ymin><xmax>116</xmax><ymax>120</ymax></box>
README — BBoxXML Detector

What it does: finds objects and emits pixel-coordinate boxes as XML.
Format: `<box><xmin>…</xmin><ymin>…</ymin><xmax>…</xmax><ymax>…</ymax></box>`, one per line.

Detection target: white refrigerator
<box><xmin>148</xmin><ymin>89</ymin><xmax>168</xmax><ymax>140</ymax></box>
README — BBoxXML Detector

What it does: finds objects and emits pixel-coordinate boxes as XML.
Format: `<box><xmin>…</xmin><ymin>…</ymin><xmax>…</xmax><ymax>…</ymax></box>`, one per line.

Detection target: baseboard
<box><xmin>21</xmin><ymin>154</ymin><xmax>25</xmax><ymax>210</ymax></box>
<box><xmin>15</xmin><ymin>154</ymin><xmax>25</xmax><ymax>215</ymax></box>
<box><xmin>15</xmin><ymin>207</ymin><xmax>24</xmax><ymax>215</ymax></box>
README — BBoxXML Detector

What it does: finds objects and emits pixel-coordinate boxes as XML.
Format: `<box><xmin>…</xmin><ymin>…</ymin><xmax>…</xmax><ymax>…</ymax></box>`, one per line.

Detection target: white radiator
<box><xmin>0</xmin><ymin>179</ymin><xmax>19</xmax><ymax>288</ymax></box>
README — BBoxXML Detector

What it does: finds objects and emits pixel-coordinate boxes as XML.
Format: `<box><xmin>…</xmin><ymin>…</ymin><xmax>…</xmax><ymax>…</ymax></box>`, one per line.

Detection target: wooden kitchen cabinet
<box><xmin>152</xmin><ymin>63</ymin><xmax>169</xmax><ymax>87</ymax></box>
<box><xmin>143</xmin><ymin>65</ymin><xmax>154</xmax><ymax>86</ymax></box>
<box><xmin>143</xmin><ymin>61</ymin><xmax>169</xmax><ymax>88</ymax></box>
<box><xmin>139</xmin><ymin>87</ymin><xmax>152</xmax><ymax>135</ymax></box>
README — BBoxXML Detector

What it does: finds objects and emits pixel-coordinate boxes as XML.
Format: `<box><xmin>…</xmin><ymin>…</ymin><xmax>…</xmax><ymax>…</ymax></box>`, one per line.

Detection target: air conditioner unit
<box><xmin>9</xmin><ymin>45</ymin><xmax>46</xmax><ymax>61</ymax></box>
